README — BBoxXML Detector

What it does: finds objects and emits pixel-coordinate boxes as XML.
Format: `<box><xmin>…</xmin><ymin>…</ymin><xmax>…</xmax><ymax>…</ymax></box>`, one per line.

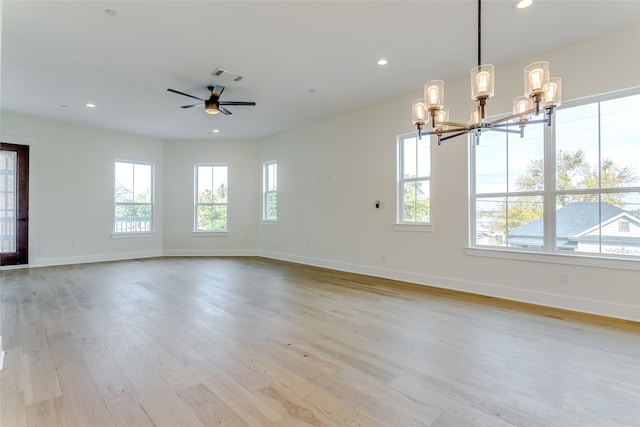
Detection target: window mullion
<box><xmin>543</xmin><ymin>116</ymin><xmax>556</xmax><ymax>253</ymax></box>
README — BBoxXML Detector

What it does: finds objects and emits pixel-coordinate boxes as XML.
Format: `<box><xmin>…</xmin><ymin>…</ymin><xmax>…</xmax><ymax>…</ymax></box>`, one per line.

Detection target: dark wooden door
<box><xmin>1</xmin><ymin>143</ymin><xmax>29</xmax><ymax>266</ymax></box>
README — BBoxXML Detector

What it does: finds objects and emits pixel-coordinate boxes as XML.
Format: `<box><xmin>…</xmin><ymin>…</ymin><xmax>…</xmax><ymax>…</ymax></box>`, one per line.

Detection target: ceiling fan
<box><xmin>167</xmin><ymin>85</ymin><xmax>256</xmax><ymax>115</ymax></box>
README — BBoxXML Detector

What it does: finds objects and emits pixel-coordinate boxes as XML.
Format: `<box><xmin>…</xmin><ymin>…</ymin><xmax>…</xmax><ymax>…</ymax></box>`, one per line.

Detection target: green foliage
<box><xmin>485</xmin><ymin>149</ymin><xmax>637</xmax><ymax>237</ymax></box>
<box><xmin>265</xmin><ymin>192</ymin><xmax>277</xmax><ymax>220</ymax></box>
<box><xmin>403</xmin><ymin>181</ymin><xmax>430</xmax><ymax>222</ymax></box>
<box><xmin>197</xmin><ymin>185</ymin><xmax>228</xmax><ymax>231</ymax></box>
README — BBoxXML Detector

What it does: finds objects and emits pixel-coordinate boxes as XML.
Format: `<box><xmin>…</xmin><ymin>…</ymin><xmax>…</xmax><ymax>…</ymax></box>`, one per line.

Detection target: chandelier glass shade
<box><xmin>412</xmin><ymin>0</ymin><xmax>562</xmax><ymax>144</ymax></box>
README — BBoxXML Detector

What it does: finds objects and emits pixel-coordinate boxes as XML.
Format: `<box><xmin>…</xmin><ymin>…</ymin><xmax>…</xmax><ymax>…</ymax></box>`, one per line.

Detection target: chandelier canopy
<box><xmin>412</xmin><ymin>0</ymin><xmax>562</xmax><ymax>144</ymax></box>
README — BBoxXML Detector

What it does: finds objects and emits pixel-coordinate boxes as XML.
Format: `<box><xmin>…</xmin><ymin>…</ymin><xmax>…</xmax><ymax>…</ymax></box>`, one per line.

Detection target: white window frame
<box><xmin>469</xmin><ymin>87</ymin><xmax>640</xmax><ymax>266</ymax></box>
<box><xmin>113</xmin><ymin>160</ymin><xmax>155</xmax><ymax>234</ymax></box>
<box><xmin>262</xmin><ymin>161</ymin><xmax>278</xmax><ymax>222</ymax></box>
<box><xmin>397</xmin><ymin>132</ymin><xmax>431</xmax><ymax>228</ymax></box>
<box><xmin>194</xmin><ymin>163</ymin><xmax>228</xmax><ymax>233</ymax></box>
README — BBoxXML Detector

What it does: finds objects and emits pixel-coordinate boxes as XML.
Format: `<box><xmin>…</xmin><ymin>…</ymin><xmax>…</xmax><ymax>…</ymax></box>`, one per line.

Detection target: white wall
<box><xmin>1</xmin><ymin>114</ymin><xmax>164</xmax><ymax>266</ymax></box>
<box><xmin>162</xmin><ymin>139</ymin><xmax>260</xmax><ymax>255</ymax></box>
<box><xmin>258</xmin><ymin>25</ymin><xmax>640</xmax><ymax>321</ymax></box>
<box><xmin>1</xmin><ymin>25</ymin><xmax>638</xmax><ymax>320</ymax></box>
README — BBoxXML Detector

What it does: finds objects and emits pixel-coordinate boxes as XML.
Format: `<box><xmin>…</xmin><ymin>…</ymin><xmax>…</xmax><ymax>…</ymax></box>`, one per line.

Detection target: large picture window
<box><xmin>398</xmin><ymin>133</ymin><xmax>431</xmax><ymax>224</ymax></box>
<box><xmin>114</xmin><ymin>161</ymin><xmax>154</xmax><ymax>233</ymax></box>
<box><xmin>471</xmin><ymin>90</ymin><xmax>640</xmax><ymax>258</ymax></box>
<box><xmin>195</xmin><ymin>164</ymin><xmax>228</xmax><ymax>232</ymax></box>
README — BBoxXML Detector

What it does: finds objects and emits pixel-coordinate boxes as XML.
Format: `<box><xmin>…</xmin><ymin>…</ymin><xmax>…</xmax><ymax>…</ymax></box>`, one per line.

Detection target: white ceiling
<box><xmin>2</xmin><ymin>1</ymin><xmax>639</xmax><ymax>140</ymax></box>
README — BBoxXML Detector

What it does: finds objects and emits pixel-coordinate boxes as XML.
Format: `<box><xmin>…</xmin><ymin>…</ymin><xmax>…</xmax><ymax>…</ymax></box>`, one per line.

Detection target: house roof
<box><xmin>509</xmin><ymin>202</ymin><xmax>628</xmax><ymax>239</ymax></box>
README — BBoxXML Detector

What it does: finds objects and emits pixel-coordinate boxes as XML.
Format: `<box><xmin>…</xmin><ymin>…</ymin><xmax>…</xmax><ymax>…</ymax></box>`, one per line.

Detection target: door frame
<box><xmin>0</xmin><ymin>134</ymin><xmax>37</xmax><ymax>270</ymax></box>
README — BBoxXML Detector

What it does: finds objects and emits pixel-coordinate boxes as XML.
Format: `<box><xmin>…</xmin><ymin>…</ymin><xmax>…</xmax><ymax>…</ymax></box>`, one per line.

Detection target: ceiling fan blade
<box><xmin>219</xmin><ymin>106</ymin><xmax>232</xmax><ymax>115</ymax></box>
<box><xmin>180</xmin><ymin>103</ymin><xmax>202</xmax><ymax>109</ymax></box>
<box><xmin>167</xmin><ymin>88</ymin><xmax>205</xmax><ymax>102</ymax></box>
<box><xmin>219</xmin><ymin>101</ymin><xmax>256</xmax><ymax>106</ymax></box>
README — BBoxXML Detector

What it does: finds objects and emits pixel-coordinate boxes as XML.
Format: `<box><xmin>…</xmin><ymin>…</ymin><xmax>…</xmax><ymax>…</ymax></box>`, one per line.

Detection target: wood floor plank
<box><xmin>25</xmin><ymin>396</ymin><xmax>68</xmax><ymax>427</ymax></box>
<box><xmin>1</xmin><ymin>257</ymin><xmax>638</xmax><ymax>427</ymax></box>
<box><xmin>0</xmin><ymin>346</ymin><xmax>27</xmax><ymax>427</ymax></box>
<box><xmin>101</xmin><ymin>388</ymin><xmax>157</xmax><ymax>427</ymax></box>
<box><xmin>105</xmin><ymin>333</ymin><xmax>205</xmax><ymax>427</ymax></box>
<box><xmin>185</xmin><ymin>358</ymin><xmax>283</xmax><ymax>426</ymax></box>
<box><xmin>46</xmin><ymin>333</ymin><xmax>115</xmax><ymax>427</ymax></box>
<box><xmin>177</xmin><ymin>382</ymin><xmax>251</xmax><ymax>427</ymax></box>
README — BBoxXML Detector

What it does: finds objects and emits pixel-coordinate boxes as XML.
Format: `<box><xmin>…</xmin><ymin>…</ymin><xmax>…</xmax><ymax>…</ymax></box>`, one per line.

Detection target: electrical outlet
<box><xmin>71</xmin><ymin>240</ymin><xmax>79</xmax><ymax>247</ymax></box>
<box><xmin>560</xmin><ymin>274</ymin><xmax>569</xmax><ymax>285</ymax></box>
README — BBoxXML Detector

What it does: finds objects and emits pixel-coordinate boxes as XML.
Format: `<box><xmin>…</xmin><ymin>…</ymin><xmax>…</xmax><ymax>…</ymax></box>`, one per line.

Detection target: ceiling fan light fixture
<box><xmin>205</xmin><ymin>100</ymin><xmax>220</xmax><ymax>115</ymax></box>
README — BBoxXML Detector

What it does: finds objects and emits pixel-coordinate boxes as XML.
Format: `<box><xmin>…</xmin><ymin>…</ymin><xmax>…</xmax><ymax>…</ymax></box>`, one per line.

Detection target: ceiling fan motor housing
<box><xmin>205</xmin><ymin>99</ymin><xmax>220</xmax><ymax>114</ymax></box>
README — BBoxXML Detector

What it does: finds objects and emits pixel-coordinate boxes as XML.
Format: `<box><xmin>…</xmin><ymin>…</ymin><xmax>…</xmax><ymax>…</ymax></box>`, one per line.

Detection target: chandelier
<box><xmin>412</xmin><ymin>0</ymin><xmax>562</xmax><ymax>144</ymax></box>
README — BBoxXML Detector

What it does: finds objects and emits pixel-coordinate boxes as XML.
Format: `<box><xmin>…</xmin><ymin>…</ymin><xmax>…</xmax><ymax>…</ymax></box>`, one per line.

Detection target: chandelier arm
<box><xmin>488</xmin><ymin>107</ymin><xmax>537</xmax><ymax>126</ymax></box>
<box><xmin>486</xmin><ymin>127</ymin><xmax>524</xmax><ymax>135</ymax></box>
<box><xmin>438</xmin><ymin>120</ymin><xmax>471</xmax><ymax>129</ymax></box>
<box><xmin>424</xmin><ymin>126</ymin><xmax>471</xmax><ymax>136</ymax></box>
<box><xmin>440</xmin><ymin>131</ymin><xmax>472</xmax><ymax>143</ymax></box>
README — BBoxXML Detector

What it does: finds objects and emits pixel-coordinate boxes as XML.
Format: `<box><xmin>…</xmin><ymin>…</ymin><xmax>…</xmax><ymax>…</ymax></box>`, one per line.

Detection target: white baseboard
<box><xmin>28</xmin><ymin>250</ymin><xmax>164</xmax><ymax>268</ymax></box>
<box><xmin>162</xmin><ymin>249</ymin><xmax>259</xmax><ymax>257</ymax></box>
<box><xmin>10</xmin><ymin>249</ymin><xmax>638</xmax><ymax>322</ymax></box>
<box><xmin>259</xmin><ymin>250</ymin><xmax>640</xmax><ymax>322</ymax></box>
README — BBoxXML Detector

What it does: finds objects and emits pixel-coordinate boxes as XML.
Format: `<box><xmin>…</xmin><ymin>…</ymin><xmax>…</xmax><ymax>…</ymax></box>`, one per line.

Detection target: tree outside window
<box><xmin>195</xmin><ymin>164</ymin><xmax>228</xmax><ymax>232</ymax></box>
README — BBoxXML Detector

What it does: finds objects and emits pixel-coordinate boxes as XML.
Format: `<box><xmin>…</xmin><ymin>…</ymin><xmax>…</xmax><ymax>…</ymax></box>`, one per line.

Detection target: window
<box><xmin>398</xmin><ymin>133</ymin><xmax>431</xmax><ymax>223</ymax></box>
<box><xmin>114</xmin><ymin>161</ymin><xmax>153</xmax><ymax>233</ymax></box>
<box><xmin>471</xmin><ymin>90</ymin><xmax>640</xmax><ymax>258</ymax></box>
<box><xmin>195</xmin><ymin>164</ymin><xmax>228</xmax><ymax>232</ymax></box>
<box><xmin>263</xmin><ymin>161</ymin><xmax>278</xmax><ymax>221</ymax></box>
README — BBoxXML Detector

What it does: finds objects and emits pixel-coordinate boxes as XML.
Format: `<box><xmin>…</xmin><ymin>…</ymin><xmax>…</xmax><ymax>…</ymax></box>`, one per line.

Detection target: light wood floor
<box><xmin>1</xmin><ymin>257</ymin><xmax>639</xmax><ymax>427</ymax></box>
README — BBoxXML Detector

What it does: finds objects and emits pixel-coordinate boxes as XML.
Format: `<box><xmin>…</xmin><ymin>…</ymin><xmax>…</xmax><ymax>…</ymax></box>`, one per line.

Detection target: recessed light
<box><xmin>104</xmin><ymin>9</ymin><xmax>117</xmax><ymax>16</ymax></box>
<box><xmin>376</xmin><ymin>59</ymin><xmax>388</xmax><ymax>66</ymax></box>
<box><xmin>212</xmin><ymin>129</ymin><xmax>220</xmax><ymax>133</ymax></box>
<box><xmin>513</xmin><ymin>0</ymin><xmax>532</xmax><ymax>9</ymax></box>
<box><xmin>86</xmin><ymin>103</ymin><xmax>96</xmax><ymax>108</ymax></box>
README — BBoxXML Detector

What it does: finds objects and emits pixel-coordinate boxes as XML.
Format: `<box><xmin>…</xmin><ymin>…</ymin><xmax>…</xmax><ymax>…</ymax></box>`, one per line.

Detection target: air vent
<box><xmin>211</xmin><ymin>68</ymin><xmax>245</xmax><ymax>82</ymax></box>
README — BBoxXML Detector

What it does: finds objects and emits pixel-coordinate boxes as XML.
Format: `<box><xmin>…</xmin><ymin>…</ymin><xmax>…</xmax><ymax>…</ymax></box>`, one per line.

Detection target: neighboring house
<box><xmin>508</xmin><ymin>202</ymin><xmax>640</xmax><ymax>255</ymax></box>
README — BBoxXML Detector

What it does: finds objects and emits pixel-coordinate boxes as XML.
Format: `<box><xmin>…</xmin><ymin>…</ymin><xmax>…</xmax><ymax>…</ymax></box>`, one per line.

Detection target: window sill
<box><xmin>111</xmin><ymin>232</ymin><xmax>157</xmax><ymax>239</ymax></box>
<box><xmin>261</xmin><ymin>220</ymin><xmax>279</xmax><ymax>226</ymax></box>
<box><xmin>192</xmin><ymin>231</ymin><xmax>230</xmax><ymax>237</ymax></box>
<box><xmin>465</xmin><ymin>247</ymin><xmax>640</xmax><ymax>271</ymax></box>
<box><xmin>394</xmin><ymin>223</ymin><xmax>432</xmax><ymax>232</ymax></box>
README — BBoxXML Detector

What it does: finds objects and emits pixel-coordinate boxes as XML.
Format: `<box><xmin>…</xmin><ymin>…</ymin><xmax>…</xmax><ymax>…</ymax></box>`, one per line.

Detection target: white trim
<box><xmin>261</xmin><ymin>220</ymin><xmax>279</xmax><ymax>226</ymax></box>
<box><xmin>111</xmin><ymin>232</ymin><xmax>158</xmax><ymax>239</ymax></box>
<box><xmin>1</xmin><ymin>134</ymin><xmax>37</xmax><ymax>267</ymax></box>
<box><xmin>163</xmin><ymin>249</ymin><xmax>258</xmax><ymax>257</ymax></box>
<box><xmin>259</xmin><ymin>249</ymin><xmax>640</xmax><ymax>321</ymax></box>
<box><xmin>393</xmin><ymin>223</ymin><xmax>432</xmax><ymax>232</ymax></box>
<box><xmin>28</xmin><ymin>250</ymin><xmax>163</xmax><ymax>268</ymax></box>
<box><xmin>465</xmin><ymin>247</ymin><xmax>640</xmax><ymax>271</ymax></box>
<box><xmin>191</xmin><ymin>231</ymin><xmax>230</xmax><ymax>237</ymax></box>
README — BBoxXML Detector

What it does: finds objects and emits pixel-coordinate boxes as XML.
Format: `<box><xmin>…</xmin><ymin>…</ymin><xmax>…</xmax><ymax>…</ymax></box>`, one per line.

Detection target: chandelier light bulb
<box><xmin>470</xmin><ymin>109</ymin><xmax>480</xmax><ymax>126</ymax></box>
<box><xmin>471</xmin><ymin>64</ymin><xmax>494</xmax><ymax>101</ymax></box>
<box><xmin>529</xmin><ymin>68</ymin><xmax>544</xmax><ymax>90</ymax></box>
<box><xmin>424</xmin><ymin>80</ymin><xmax>444</xmax><ymax>110</ymax></box>
<box><xmin>543</xmin><ymin>77</ymin><xmax>562</xmax><ymax>107</ymax></box>
<box><xmin>477</xmin><ymin>72</ymin><xmax>489</xmax><ymax>94</ymax></box>
<box><xmin>412</xmin><ymin>99</ymin><xmax>427</xmax><ymax>124</ymax></box>
<box><xmin>524</xmin><ymin>61</ymin><xmax>549</xmax><ymax>98</ymax></box>
<box><xmin>435</xmin><ymin>108</ymin><xmax>449</xmax><ymax>131</ymax></box>
<box><xmin>517</xmin><ymin>100</ymin><xmax>529</xmax><ymax>113</ymax></box>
